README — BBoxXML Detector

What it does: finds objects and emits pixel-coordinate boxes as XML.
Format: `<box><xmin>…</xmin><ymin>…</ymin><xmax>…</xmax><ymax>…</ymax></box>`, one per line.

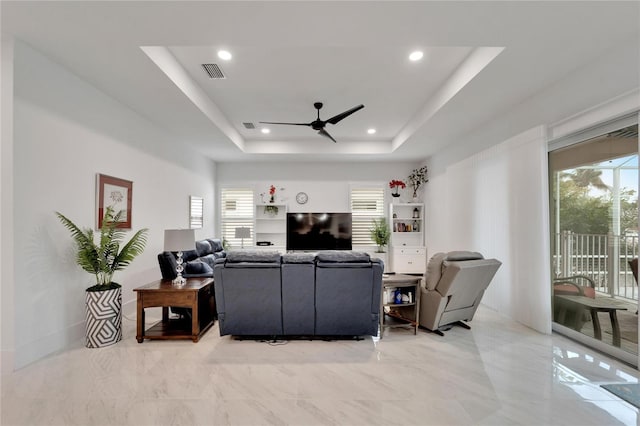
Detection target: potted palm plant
<box><xmin>56</xmin><ymin>206</ymin><xmax>148</xmax><ymax>348</ymax></box>
<box><xmin>370</xmin><ymin>217</ymin><xmax>391</xmax><ymax>253</ymax></box>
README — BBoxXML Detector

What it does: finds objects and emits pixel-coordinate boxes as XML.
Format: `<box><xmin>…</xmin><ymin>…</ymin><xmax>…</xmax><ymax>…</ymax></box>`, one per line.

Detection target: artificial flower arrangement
<box><xmin>389</xmin><ymin>179</ymin><xmax>406</xmax><ymax>197</ymax></box>
<box><xmin>407</xmin><ymin>166</ymin><xmax>428</xmax><ymax>199</ymax></box>
<box><xmin>269</xmin><ymin>185</ymin><xmax>276</xmax><ymax>203</ymax></box>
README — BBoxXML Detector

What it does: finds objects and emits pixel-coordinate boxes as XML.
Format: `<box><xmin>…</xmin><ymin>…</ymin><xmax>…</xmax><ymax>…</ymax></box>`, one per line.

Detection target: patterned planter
<box><xmin>85</xmin><ymin>286</ymin><xmax>122</xmax><ymax>348</ymax></box>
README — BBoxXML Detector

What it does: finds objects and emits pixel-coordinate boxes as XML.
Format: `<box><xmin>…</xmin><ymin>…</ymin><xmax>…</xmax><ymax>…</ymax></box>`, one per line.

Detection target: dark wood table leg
<box><xmin>590</xmin><ymin>309</ymin><xmax>602</xmax><ymax>340</ymax></box>
<box><xmin>192</xmin><ymin>291</ymin><xmax>200</xmax><ymax>342</ymax></box>
<box><xmin>571</xmin><ymin>305</ymin><xmax>587</xmax><ymax>331</ymax></box>
<box><xmin>136</xmin><ymin>296</ymin><xmax>144</xmax><ymax>343</ymax></box>
<box><xmin>162</xmin><ymin>306</ymin><xmax>169</xmax><ymax>323</ymax></box>
<box><xmin>557</xmin><ymin>303</ymin><xmax>567</xmax><ymax>325</ymax></box>
<box><xmin>609</xmin><ymin>310</ymin><xmax>622</xmax><ymax>347</ymax></box>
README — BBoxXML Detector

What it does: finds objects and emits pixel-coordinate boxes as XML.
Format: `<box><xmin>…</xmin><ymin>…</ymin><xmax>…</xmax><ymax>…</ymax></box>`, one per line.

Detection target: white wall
<box><xmin>1</xmin><ymin>33</ymin><xmax>16</xmax><ymax>375</ymax></box>
<box><xmin>10</xmin><ymin>42</ymin><xmax>217</xmax><ymax>369</ymax></box>
<box><xmin>430</xmin><ymin>38</ymin><xmax>639</xmax><ymax>176</ymax></box>
<box><xmin>422</xmin><ymin>40</ymin><xmax>639</xmax><ymax>334</ymax></box>
<box><xmin>217</xmin><ymin>161</ymin><xmax>421</xmax><ymax>212</ymax></box>
<box><xmin>426</xmin><ymin>127</ymin><xmax>552</xmax><ymax>333</ymax></box>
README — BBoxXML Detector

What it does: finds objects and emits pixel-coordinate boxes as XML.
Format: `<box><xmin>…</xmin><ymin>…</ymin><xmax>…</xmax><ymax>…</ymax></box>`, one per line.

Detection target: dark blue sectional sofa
<box><xmin>213</xmin><ymin>250</ymin><xmax>383</xmax><ymax>338</ymax></box>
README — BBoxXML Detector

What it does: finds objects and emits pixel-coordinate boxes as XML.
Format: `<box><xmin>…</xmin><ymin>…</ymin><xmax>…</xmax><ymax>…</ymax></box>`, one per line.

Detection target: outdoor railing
<box><xmin>553</xmin><ymin>231</ymin><xmax>638</xmax><ymax>301</ymax></box>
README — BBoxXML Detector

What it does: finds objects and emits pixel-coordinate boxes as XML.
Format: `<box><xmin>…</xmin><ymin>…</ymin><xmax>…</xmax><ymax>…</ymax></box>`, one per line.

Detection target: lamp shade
<box><xmin>234</xmin><ymin>227</ymin><xmax>251</xmax><ymax>238</ymax></box>
<box><xmin>164</xmin><ymin>229</ymin><xmax>195</xmax><ymax>252</ymax></box>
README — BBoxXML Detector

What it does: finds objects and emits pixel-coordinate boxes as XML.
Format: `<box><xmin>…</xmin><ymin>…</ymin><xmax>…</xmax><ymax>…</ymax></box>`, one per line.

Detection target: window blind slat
<box><xmin>351</xmin><ymin>187</ymin><xmax>385</xmax><ymax>246</ymax></box>
<box><xmin>221</xmin><ymin>188</ymin><xmax>254</xmax><ymax>248</ymax></box>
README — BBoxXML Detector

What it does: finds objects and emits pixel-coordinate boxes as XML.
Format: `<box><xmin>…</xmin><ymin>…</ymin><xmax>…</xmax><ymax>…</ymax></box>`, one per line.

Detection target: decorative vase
<box><xmin>269</xmin><ymin>195</ymin><xmax>275</xmax><ymax>203</ymax></box>
<box><xmin>85</xmin><ymin>286</ymin><xmax>122</xmax><ymax>348</ymax></box>
<box><xmin>391</xmin><ymin>194</ymin><xmax>401</xmax><ymax>204</ymax></box>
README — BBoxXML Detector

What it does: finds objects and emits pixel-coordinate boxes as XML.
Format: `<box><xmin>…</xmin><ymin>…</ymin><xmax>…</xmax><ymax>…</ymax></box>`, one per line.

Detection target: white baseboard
<box><xmin>14</xmin><ymin>321</ymin><xmax>84</xmax><ymax>370</ymax></box>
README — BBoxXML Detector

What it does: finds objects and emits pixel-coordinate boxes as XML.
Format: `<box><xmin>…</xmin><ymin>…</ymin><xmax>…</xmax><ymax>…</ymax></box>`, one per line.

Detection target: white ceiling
<box><xmin>2</xmin><ymin>1</ymin><xmax>639</xmax><ymax>162</ymax></box>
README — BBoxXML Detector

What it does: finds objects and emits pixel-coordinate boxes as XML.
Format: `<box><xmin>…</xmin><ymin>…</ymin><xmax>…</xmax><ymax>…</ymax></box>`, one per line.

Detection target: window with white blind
<box><xmin>189</xmin><ymin>196</ymin><xmax>204</xmax><ymax>229</ymax></box>
<box><xmin>220</xmin><ymin>188</ymin><xmax>254</xmax><ymax>249</ymax></box>
<box><xmin>350</xmin><ymin>186</ymin><xmax>385</xmax><ymax>247</ymax></box>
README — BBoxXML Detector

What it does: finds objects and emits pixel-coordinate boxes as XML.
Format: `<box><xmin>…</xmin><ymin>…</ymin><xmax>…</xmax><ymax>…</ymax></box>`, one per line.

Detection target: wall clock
<box><xmin>296</xmin><ymin>192</ymin><xmax>309</xmax><ymax>205</ymax></box>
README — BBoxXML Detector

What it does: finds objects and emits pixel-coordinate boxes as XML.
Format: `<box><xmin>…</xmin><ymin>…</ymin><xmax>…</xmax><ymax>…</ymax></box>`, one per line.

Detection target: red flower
<box><xmin>269</xmin><ymin>185</ymin><xmax>276</xmax><ymax>195</ymax></box>
<box><xmin>389</xmin><ymin>180</ymin><xmax>406</xmax><ymax>189</ymax></box>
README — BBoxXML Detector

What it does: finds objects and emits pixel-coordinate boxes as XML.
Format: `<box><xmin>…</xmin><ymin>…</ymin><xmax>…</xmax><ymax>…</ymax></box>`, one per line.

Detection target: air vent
<box><xmin>608</xmin><ymin>126</ymin><xmax>638</xmax><ymax>139</ymax></box>
<box><xmin>201</xmin><ymin>63</ymin><xmax>226</xmax><ymax>79</ymax></box>
<box><xmin>242</xmin><ymin>122</ymin><xmax>255</xmax><ymax>129</ymax></box>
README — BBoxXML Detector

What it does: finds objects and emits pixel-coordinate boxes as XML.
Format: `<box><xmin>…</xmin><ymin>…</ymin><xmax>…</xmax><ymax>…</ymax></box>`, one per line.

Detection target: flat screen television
<box><xmin>286</xmin><ymin>212</ymin><xmax>352</xmax><ymax>251</ymax></box>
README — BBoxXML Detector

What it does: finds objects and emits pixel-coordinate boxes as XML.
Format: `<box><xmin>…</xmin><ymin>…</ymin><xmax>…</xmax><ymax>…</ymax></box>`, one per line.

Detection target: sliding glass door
<box><xmin>549</xmin><ymin>123</ymin><xmax>639</xmax><ymax>360</ymax></box>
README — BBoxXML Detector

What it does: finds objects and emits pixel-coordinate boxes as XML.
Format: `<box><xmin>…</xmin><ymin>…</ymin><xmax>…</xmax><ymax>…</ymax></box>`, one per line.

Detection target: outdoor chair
<box><xmin>628</xmin><ymin>259</ymin><xmax>638</xmax><ymax>314</ymax></box>
<box><xmin>553</xmin><ymin>275</ymin><xmax>596</xmax><ymax>298</ymax></box>
<box><xmin>629</xmin><ymin>259</ymin><xmax>638</xmax><ymax>284</ymax></box>
<box><xmin>553</xmin><ymin>275</ymin><xmax>596</xmax><ymax>331</ymax></box>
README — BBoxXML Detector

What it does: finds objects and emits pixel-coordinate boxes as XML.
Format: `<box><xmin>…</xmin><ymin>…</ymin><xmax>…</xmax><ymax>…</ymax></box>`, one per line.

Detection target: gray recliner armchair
<box><xmin>419</xmin><ymin>251</ymin><xmax>501</xmax><ymax>335</ymax></box>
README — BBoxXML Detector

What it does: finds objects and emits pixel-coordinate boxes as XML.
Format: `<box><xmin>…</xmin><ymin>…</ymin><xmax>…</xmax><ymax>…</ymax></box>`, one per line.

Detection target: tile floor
<box><xmin>1</xmin><ymin>306</ymin><xmax>639</xmax><ymax>426</ymax></box>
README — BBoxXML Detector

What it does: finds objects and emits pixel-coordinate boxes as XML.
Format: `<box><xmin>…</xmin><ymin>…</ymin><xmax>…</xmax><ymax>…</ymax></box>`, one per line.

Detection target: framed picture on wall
<box><xmin>96</xmin><ymin>173</ymin><xmax>133</xmax><ymax>229</ymax></box>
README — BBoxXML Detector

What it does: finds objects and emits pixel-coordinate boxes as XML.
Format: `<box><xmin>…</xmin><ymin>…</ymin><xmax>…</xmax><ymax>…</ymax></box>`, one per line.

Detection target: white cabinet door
<box><xmin>392</xmin><ymin>247</ymin><xmax>426</xmax><ymax>273</ymax></box>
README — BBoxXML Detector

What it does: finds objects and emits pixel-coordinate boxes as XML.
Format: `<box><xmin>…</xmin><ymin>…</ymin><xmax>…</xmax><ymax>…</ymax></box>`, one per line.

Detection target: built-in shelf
<box><xmin>254</xmin><ymin>204</ymin><xmax>287</xmax><ymax>248</ymax></box>
<box><xmin>389</xmin><ymin>203</ymin><xmax>426</xmax><ymax>273</ymax></box>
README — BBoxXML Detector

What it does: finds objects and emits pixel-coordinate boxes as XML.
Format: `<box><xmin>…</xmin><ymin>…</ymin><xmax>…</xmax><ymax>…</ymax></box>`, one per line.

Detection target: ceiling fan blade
<box><xmin>318</xmin><ymin>129</ymin><xmax>337</xmax><ymax>143</ymax></box>
<box><xmin>258</xmin><ymin>121</ymin><xmax>311</xmax><ymax>126</ymax></box>
<box><xmin>325</xmin><ymin>104</ymin><xmax>364</xmax><ymax>125</ymax></box>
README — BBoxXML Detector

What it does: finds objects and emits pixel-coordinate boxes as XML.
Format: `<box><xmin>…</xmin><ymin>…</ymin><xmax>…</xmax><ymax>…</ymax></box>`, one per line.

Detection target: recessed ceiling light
<box><xmin>409</xmin><ymin>51</ymin><xmax>424</xmax><ymax>62</ymax></box>
<box><xmin>367</xmin><ymin>128</ymin><xmax>377</xmax><ymax>135</ymax></box>
<box><xmin>261</xmin><ymin>128</ymin><xmax>270</xmax><ymax>134</ymax></box>
<box><xmin>217</xmin><ymin>50</ymin><xmax>232</xmax><ymax>61</ymax></box>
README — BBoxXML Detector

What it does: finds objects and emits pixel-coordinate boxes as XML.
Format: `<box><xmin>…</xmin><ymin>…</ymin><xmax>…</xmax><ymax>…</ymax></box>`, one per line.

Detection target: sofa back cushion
<box><xmin>226</xmin><ymin>250</ymin><xmax>281</xmax><ymax>264</ymax></box>
<box><xmin>283</xmin><ymin>253</ymin><xmax>315</xmax><ymax>264</ymax></box>
<box><xmin>195</xmin><ymin>240</ymin><xmax>213</xmax><ymax>257</ymax></box>
<box><xmin>445</xmin><ymin>251</ymin><xmax>484</xmax><ymax>262</ymax></box>
<box><xmin>207</xmin><ymin>238</ymin><xmax>224</xmax><ymax>253</ymax></box>
<box><xmin>181</xmin><ymin>249</ymin><xmax>198</xmax><ymax>262</ymax></box>
<box><xmin>316</xmin><ymin>251</ymin><xmax>370</xmax><ymax>263</ymax></box>
<box><xmin>157</xmin><ymin>252</ymin><xmax>178</xmax><ymax>280</ymax></box>
<box><xmin>426</xmin><ymin>252</ymin><xmax>447</xmax><ymax>291</ymax></box>
<box><xmin>426</xmin><ymin>251</ymin><xmax>485</xmax><ymax>291</ymax></box>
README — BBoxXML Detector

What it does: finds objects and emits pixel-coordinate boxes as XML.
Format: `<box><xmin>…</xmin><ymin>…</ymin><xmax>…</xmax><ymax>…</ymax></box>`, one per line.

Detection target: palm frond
<box><xmin>56</xmin><ymin>212</ymin><xmax>100</xmax><ymax>275</ymax></box>
<box><xmin>112</xmin><ymin>228</ymin><xmax>149</xmax><ymax>271</ymax></box>
<box><xmin>57</xmin><ymin>207</ymin><xmax>148</xmax><ymax>288</ymax></box>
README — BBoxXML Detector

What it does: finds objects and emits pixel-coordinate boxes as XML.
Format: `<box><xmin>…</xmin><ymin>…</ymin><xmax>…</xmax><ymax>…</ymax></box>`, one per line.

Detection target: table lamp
<box><xmin>164</xmin><ymin>229</ymin><xmax>195</xmax><ymax>285</ymax></box>
<box><xmin>234</xmin><ymin>227</ymin><xmax>251</xmax><ymax>249</ymax></box>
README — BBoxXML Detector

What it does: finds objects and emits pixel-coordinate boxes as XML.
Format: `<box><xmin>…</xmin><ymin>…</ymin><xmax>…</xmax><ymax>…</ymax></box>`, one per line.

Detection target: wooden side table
<box><xmin>134</xmin><ymin>277</ymin><xmax>215</xmax><ymax>343</ymax></box>
<box><xmin>555</xmin><ymin>294</ymin><xmax>628</xmax><ymax>347</ymax></box>
<box><xmin>380</xmin><ymin>274</ymin><xmax>422</xmax><ymax>338</ymax></box>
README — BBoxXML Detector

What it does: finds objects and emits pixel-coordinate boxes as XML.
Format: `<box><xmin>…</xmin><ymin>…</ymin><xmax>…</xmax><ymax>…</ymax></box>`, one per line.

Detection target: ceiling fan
<box><xmin>260</xmin><ymin>102</ymin><xmax>364</xmax><ymax>143</ymax></box>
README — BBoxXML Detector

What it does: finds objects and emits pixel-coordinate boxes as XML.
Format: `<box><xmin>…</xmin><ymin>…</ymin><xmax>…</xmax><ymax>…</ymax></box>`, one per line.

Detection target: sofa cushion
<box><xmin>157</xmin><ymin>252</ymin><xmax>178</xmax><ymax>280</ymax></box>
<box><xmin>185</xmin><ymin>260</ymin><xmax>213</xmax><ymax>275</ymax></box>
<box><xmin>446</xmin><ymin>251</ymin><xmax>484</xmax><ymax>261</ymax></box>
<box><xmin>207</xmin><ymin>238</ymin><xmax>224</xmax><ymax>253</ymax></box>
<box><xmin>426</xmin><ymin>252</ymin><xmax>447</xmax><ymax>291</ymax></box>
<box><xmin>283</xmin><ymin>253</ymin><xmax>315</xmax><ymax>264</ymax></box>
<box><xmin>200</xmin><ymin>254</ymin><xmax>216</xmax><ymax>269</ymax></box>
<box><xmin>226</xmin><ymin>250</ymin><xmax>281</xmax><ymax>263</ymax></box>
<box><xmin>195</xmin><ymin>240</ymin><xmax>213</xmax><ymax>257</ymax></box>
<box><xmin>316</xmin><ymin>251</ymin><xmax>370</xmax><ymax>263</ymax></box>
<box><xmin>181</xmin><ymin>249</ymin><xmax>198</xmax><ymax>262</ymax></box>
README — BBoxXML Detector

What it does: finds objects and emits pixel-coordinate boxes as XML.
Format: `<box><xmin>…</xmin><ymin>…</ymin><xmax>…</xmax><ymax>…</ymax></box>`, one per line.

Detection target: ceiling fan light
<box><xmin>367</xmin><ymin>128</ymin><xmax>377</xmax><ymax>134</ymax></box>
<box><xmin>217</xmin><ymin>50</ymin><xmax>232</xmax><ymax>61</ymax></box>
<box><xmin>409</xmin><ymin>50</ymin><xmax>424</xmax><ymax>61</ymax></box>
